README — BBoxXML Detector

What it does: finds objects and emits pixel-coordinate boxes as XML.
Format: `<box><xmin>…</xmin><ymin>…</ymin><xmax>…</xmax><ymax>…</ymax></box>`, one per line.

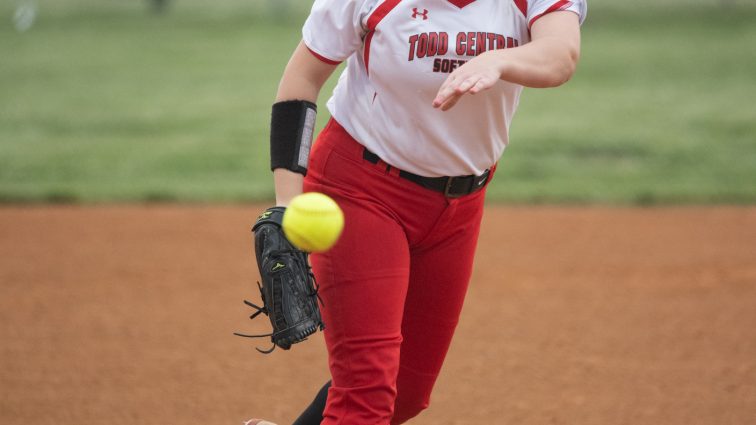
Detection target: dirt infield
<box><xmin>1</xmin><ymin>206</ymin><xmax>755</xmax><ymax>425</ymax></box>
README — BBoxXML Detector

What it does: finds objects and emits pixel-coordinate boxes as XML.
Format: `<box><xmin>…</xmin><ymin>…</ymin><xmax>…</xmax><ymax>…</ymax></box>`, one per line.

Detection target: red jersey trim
<box><xmin>529</xmin><ymin>0</ymin><xmax>573</xmax><ymax>29</ymax></box>
<box><xmin>364</xmin><ymin>0</ymin><xmax>402</xmax><ymax>75</ymax></box>
<box><xmin>513</xmin><ymin>0</ymin><xmax>527</xmax><ymax>17</ymax></box>
<box><xmin>306</xmin><ymin>46</ymin><xmax>342</xmax><ymax>66</ymax></box>
<box><xmin>447</xmin><ymin>0</ymin><xmax>477</xmax><ymax>8</ymax></box>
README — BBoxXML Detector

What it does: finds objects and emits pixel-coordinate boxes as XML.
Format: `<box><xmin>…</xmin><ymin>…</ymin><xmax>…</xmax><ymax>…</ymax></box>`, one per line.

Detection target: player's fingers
<box><xmin>433</xmin><ymin>84</ymin><xmax>456</xmax><ymax>108</ymax></box>
<box><xmin>433</xmin><ymin>68</ymin><xmax>470</xmax><ymax>104</ymax></box>
<box><xmin>455</xmin><ymin>76</ymin><xmax>478</xmax><ymax>94</ymax></box>
<box><xmin>443</xmin><ymin>71</ymin><xmax>462</xmax><ymax>89</ymax></box>
<box><xmin>434</xmin><ymin>74</ymin><xmax>477</xmax><ymax>107</ymax></box>
<box><xmin>432</xmin><ymin>78</ymin><xmax>453</xmax><ymax>107</ymax></box>
<box><xmin>441</xmin><ymin>97</ymin><xmax>459</xmax><ymax>111</ymax></box>
<box><xmin>440</xmin><ymin>93</ymin><xmax>462</xmax><ymax>111</ymax></box>
<box><xmin>447</xmin><ymin>71</ymin><xmax>462</xmax><ymax>83</ymax></box>
<box><xmin>432</xmin><ymin>94</ymin><xmax>447</xmax><ymax>108</ymax></box>
<box><xmin>438</xmin><ymin>87</ymin><xmax>462</xmax><ymax>109</ymax></box>
<box><xmin>468</xmin><ymin>78</ymin><xmax>492</xmax><ymax>95</ymax></box>
<box><xmin>440</xmin><ymin>74</ymin><xmax>488</xmax><ymax>109</ymax></box>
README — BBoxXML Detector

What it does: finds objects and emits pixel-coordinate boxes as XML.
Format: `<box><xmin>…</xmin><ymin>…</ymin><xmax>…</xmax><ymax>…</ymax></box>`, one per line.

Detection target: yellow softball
<box><xmin>282</xmin><ymin>192</ymin><xmax>345</xmax><ymax>253</ymax></box>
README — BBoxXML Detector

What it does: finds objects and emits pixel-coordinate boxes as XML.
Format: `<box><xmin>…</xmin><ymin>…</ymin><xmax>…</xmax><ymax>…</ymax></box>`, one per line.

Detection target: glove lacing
<box><xmin>234</xmin><ymin>248</ymin><xmax>324</xmax><ymax>354</ymax></box>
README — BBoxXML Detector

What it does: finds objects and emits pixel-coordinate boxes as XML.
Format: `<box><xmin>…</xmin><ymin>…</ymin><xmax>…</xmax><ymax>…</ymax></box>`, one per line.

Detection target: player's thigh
<box><xmin>400</xmin><ymin>191</ymin><xmax>486</xmax><ymax>378</ymax></box>
<box><xmin>308</xmin><ymin>189</ymin><xmax>411</xmax><ymax>422</ymax></box>
<box><xmin>309</xmin><ymin>194</ymin><xmax>411</xmax><ymax>340</ymax></box>
<box><xmin>391</xmin><ymin>196</ymin><xmax>485</xmax><ymax>423</ymax></box>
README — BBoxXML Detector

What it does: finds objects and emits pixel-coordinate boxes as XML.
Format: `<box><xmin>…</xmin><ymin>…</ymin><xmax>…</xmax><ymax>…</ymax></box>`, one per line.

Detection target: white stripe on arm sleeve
<box><xmin>527</xmin><ymin>0</ymin><xmax>587</xmax><ymax>29</ymax></box>
<box><xmin>302</xmin><ymin>0</ymin><xmax>380</xmax><ymax>64</ymax></box>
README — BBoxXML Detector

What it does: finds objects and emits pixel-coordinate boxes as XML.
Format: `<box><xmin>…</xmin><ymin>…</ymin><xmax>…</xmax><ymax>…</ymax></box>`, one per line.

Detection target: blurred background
<box><xmin>2</xmin><ymin>0</ymin><xmax>755</xmax><ymax>205</ymax></box>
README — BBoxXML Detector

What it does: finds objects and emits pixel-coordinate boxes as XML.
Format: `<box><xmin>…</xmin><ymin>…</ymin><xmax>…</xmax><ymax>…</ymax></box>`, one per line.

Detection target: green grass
<box><xmin>1</xmin><ymin>0</ymin><xmax>755</xmax><ymax>204</ymax></box>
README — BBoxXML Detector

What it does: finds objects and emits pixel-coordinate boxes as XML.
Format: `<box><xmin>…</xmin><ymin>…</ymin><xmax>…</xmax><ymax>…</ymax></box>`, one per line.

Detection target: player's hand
<box><xmin>432</xmin><ymin>51</ymin><xmax>503</xmax><ymax>111</ymax></box>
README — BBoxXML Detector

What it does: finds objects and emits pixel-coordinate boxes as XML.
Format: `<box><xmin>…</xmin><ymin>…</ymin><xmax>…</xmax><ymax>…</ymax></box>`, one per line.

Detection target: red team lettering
<box><xmin>408</xmin><ymin>31</ymin><xmax>520</xmax><ymax>73</ymax></box>
<box><xmin>408</xmin><ymin>32</ymin><xmax>449</xmax><ymax>60</ymax></box>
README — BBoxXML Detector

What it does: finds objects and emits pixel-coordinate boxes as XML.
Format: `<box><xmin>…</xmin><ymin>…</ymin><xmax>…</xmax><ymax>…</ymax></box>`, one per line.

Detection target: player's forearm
<box><xmin>272</xmin><ymin>55</ymin><xmax>319</xmax><ymax>207</ymax></box>
<box><xmin>272</xmin><ymin>73</ymin><xmax>316</xmax><ymax>207</ymax></box>
<box><xmin>432</xmin><ymin>12</ymin><xmax>581</xmax><ymax>111</ymax></box>
<box><xmin>271</xmin><ymin>41</ymin><xmax>338</xmax><ymax>206</ymax></box>
<box><xmin>493</xmin><ymin>35</ymin><xmax>580</xmax><ymax>88</ymax></box>
<box><xmin>489</xmin><ymin>11</ymin><xmax>581</xmax><ymax>89</ymax></box>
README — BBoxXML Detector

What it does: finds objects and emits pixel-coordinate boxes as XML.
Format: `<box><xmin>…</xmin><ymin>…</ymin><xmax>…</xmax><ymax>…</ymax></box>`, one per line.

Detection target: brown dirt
<box><xmin>1</xmin><ymin>205</ymin><xmax>755</xmax><ymax>425</ymax></box>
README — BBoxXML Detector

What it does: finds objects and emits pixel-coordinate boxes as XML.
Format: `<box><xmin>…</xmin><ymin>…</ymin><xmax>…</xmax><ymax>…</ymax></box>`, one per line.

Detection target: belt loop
<box><xmin>362</xmin><ymin>148</ymin><xmax>379</xmax><ymax>164</ymax></box>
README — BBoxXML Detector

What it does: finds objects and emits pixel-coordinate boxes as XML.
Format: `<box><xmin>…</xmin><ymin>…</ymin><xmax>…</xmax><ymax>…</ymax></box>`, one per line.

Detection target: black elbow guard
<box><xmin>270</xmin><ymin>100</ymin><xmax>318</xmax><ymax>176</ymax></box>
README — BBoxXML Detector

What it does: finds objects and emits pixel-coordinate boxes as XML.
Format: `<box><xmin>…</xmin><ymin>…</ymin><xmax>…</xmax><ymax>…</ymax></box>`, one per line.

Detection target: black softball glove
<box><xmin>235</xmin><ymin>207</ymin><xmax>324</xmax><ymax>353</ymax></box>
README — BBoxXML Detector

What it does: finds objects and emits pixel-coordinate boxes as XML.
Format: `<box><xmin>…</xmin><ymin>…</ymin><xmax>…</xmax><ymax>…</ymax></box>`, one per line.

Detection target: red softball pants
<box><xmin>303</xmin><ymin>119</ymin><xmax>489</xmax><ymax>424</ymax></box>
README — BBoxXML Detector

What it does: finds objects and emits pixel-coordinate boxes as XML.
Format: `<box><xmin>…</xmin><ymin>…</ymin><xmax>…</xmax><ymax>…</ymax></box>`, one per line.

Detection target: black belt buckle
<box><xmin>444</xmin><ymin>170</ymin><xmax>489</xmax><ymax>198</ymax></box>
<box><xmin>443</xmin><ymin>177</ymin><xmax>463</xmax><ymax>198</ymax></box>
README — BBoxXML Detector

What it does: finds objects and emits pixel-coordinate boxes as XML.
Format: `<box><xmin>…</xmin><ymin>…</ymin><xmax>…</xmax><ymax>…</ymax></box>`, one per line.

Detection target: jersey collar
<box><xmin>447</xmin><ymin>0</ymin><xmax>477</xmax><ymax>8</ymax></box>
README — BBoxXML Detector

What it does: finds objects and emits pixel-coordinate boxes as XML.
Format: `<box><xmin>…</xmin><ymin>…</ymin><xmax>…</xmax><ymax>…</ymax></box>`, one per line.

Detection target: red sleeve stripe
<box><xmin>364</xmin><ymin>0</ymin><xmax>402</xmax><ymax>75</ymax></box>
<box><xmin>366</xmin><ymin>0</ymin><xmax>402</xmax><ymax>32</ymax></box>
<box><xmin>513</xmin><ymin>0</ymin><xmax>527</xmax><ymax>17</ymax></box>
<box><xmin>306</xmin><ymin>46</ymin><xmax>342</xmax><ymax>65</ymax></box>
<box><xmin>528</xmin><ymin>0</ymin><xmax>573</xmax><ymax>29</ymax></box>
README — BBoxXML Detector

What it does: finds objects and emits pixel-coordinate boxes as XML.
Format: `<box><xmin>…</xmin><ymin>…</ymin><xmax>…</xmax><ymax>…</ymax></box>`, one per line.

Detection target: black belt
<box><xmin>362</xmin><ymin>148</ymin><xmax>490</xmax><ymax>198</ymax></box>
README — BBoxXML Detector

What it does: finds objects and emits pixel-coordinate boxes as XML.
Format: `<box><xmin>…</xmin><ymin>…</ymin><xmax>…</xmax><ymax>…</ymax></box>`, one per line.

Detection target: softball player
<box><xmin>248</xmin><ymin>0</ymin><xmax>586</xmax><ymax>423</ymax></box>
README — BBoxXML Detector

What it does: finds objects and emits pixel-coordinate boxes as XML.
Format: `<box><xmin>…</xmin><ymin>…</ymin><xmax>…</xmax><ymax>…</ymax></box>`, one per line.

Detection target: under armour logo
<box><xmin>411</xmin><ymin>7</ymin><xmax>428</xmax><ymax>20</ymax></box>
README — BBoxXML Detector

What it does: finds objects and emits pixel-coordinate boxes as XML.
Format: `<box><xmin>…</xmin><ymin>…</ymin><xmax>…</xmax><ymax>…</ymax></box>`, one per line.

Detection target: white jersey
<box><xmin>303</xmin><ymin>0</ymin><xmax>587</xmax><ymax>177</ymax></box>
